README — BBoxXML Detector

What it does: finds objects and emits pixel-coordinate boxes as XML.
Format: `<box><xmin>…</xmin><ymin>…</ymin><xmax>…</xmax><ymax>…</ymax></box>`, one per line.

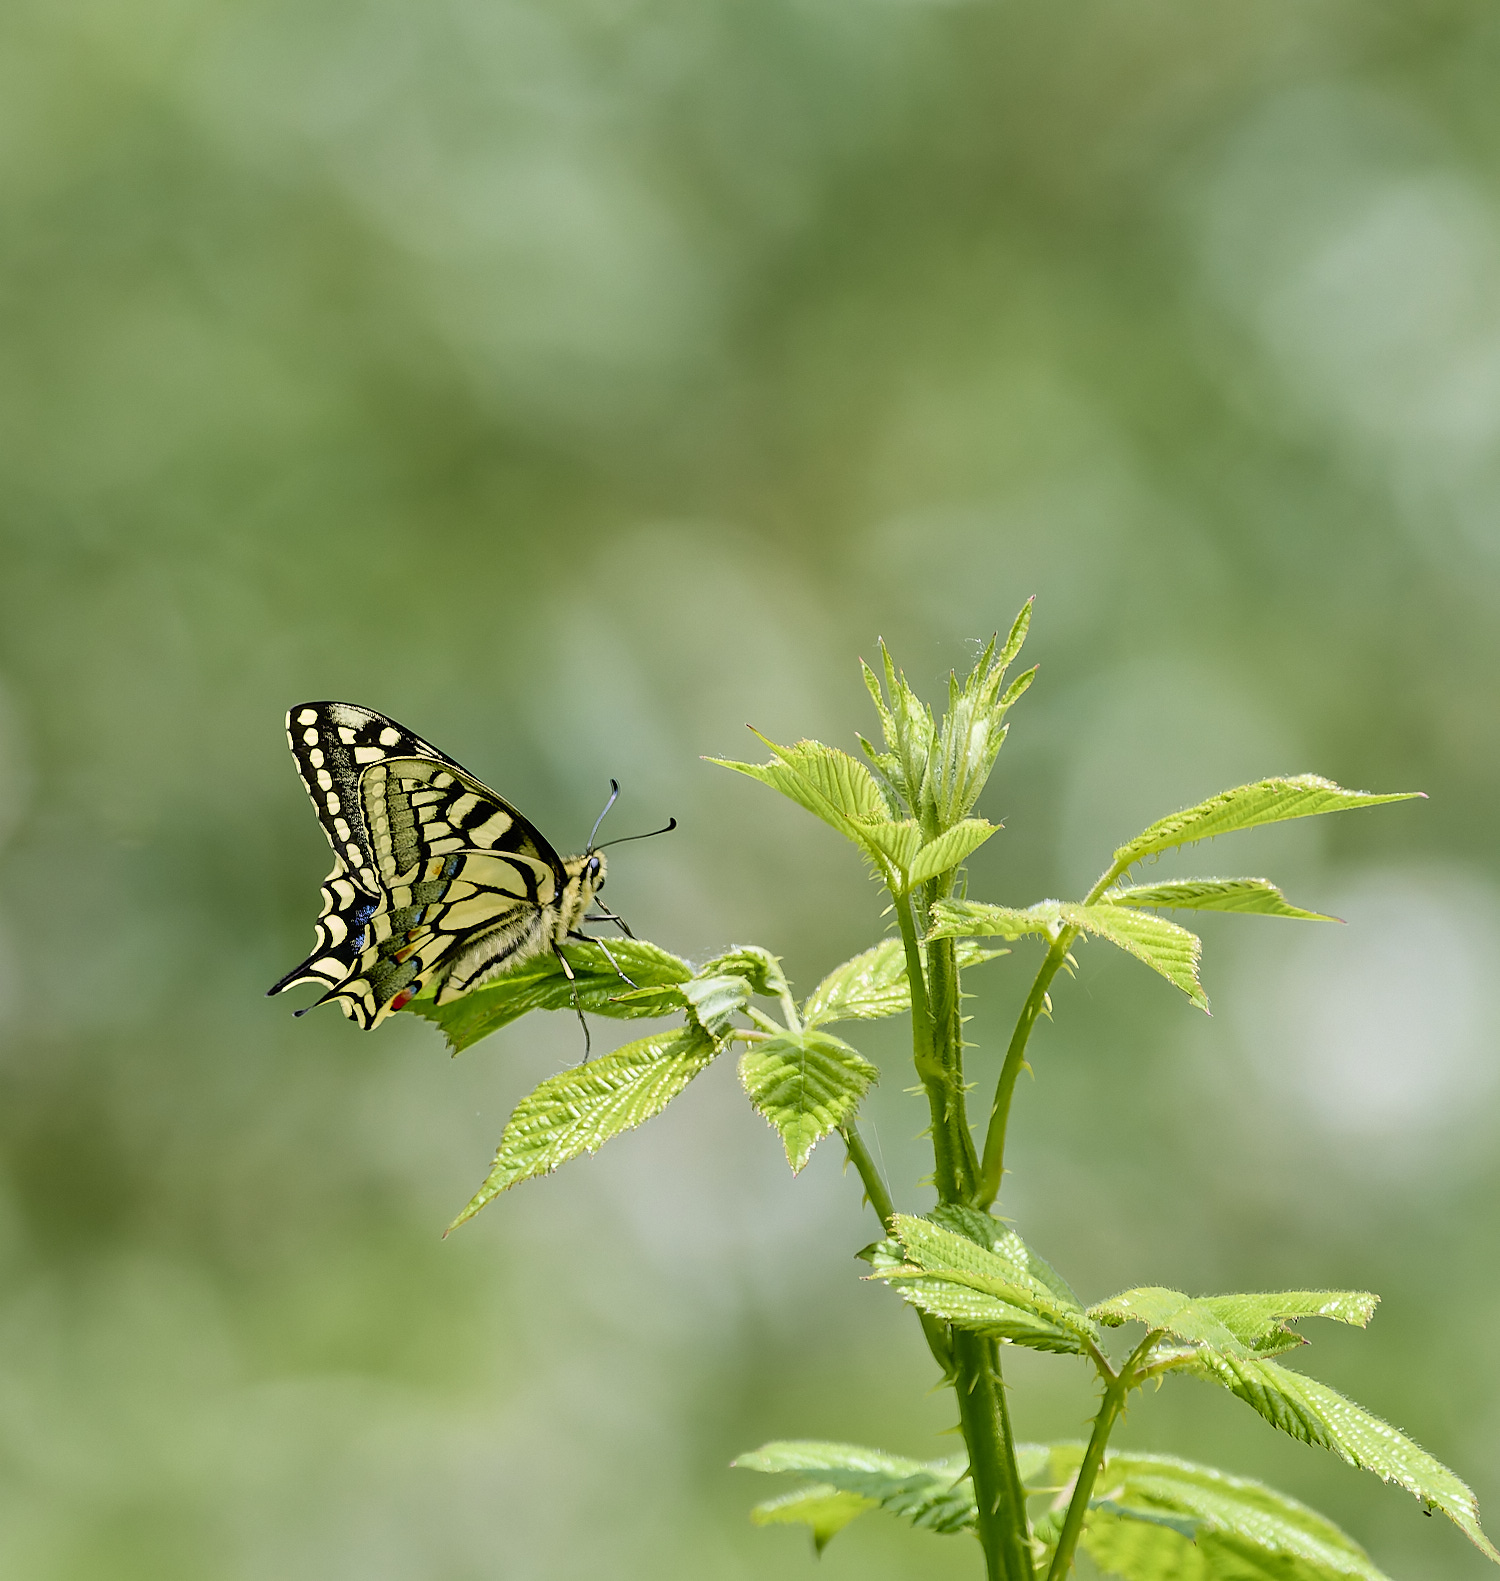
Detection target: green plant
<box><xmin>411</xmin><ymin>604</ymin><xmax>1495</xmax><ymax>1580</ymax></box>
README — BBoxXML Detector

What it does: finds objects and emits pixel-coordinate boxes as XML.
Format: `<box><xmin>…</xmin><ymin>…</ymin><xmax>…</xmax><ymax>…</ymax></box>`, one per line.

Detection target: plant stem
<box><xmin>975</xmin><ymin>864</ymin><xmax>1134</xmax><ymax>1210</ymax></box>
<box><xmin>976</xmin><ymin>929</ymin><xmax>1075</xmax><ymax>1210</ymax></box>
<box><xmin>953</xmin><ymin>1332</ymin><xmax>1032</xmax><ymax>1581</ymax></box>
<box><xmin>1045</xmin><ymin>1338</ymin><xmax>1153</xmax><ymax>1581</ymax></box>
<box><xmin>840</xmin><ymin>1122</ymin><xmax>895</xmax><ymax>1230</ymax></box>
<box><xmin>895</xmin><ymin>896</ymin><xmax>972</xmax><ymax>1203</ymax></box>
<box><xmin>905</xmin><ymin>873</ymin><xmax>1029</xmax><ymax>1581</ymax></box>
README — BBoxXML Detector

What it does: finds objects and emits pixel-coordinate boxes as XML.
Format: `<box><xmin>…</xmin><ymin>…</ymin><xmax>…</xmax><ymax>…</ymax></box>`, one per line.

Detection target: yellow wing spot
<box><xmin>338</xmin><ymin>728</ymin><xmax>357</xmax><ymax>744</ymax></box>
<box><xmin>467</xmin><ymin>811</ymin><xmax>513</xmax><ymax>846</ymax></box>
<box><xmin>353</xmin><ymin>746</ymin><xmax>385</xmax><ymax>764</ymax></box>
<box><xmin>379</xmin><ymin>727</ymin><xmax>401</xmax><ymax>746</ymax></box>
<box><xmin>302</xmin><ymin>728</ymin><xmax>319</xmax><ymax>745</ymax></box>
<box><xmin>334</xmin><ymin>817</ymin><xmax>352</xmax><ymax>842</ymax></box>
<box><xmin>447</xmin><ymin>793</ymin><xmax>481</xmax><ymax>825</ymax></box>
<box><xmin>308</xmin><ymin>748</ymin><xmax>324</xmax><ymax>768</ymax></box>
<box><xmin>325</xmin><ymin>793</ymin><xmax>341</xmax><ymax>814</ymax></box>
<box><xmin>297</xmin><ymin>708</ymin><xmax>318</xmax><ymax>725</ymax></box>
<box><xmin>316</xmin><ymin>770</ymin><xmax>333</xmax><ymax>790</ymax></box>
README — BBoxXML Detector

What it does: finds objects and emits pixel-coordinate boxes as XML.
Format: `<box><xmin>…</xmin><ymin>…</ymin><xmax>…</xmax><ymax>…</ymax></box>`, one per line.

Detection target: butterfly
<box><xmin>268</xmin><ymin>702</ymin><xmax>672</xmax><ymax>1032</ymax></box>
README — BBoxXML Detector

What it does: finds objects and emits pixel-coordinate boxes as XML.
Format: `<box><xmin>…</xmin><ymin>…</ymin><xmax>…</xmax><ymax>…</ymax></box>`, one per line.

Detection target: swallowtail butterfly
<box><xmin>269</xmin><ymin>702</ymin><xmax>667</xmax><ymax>1030</ymax></box>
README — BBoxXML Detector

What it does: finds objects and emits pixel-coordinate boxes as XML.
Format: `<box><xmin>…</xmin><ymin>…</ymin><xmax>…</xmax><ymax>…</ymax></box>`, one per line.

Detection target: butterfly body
<box><xmin>270</xmin><ymin>702</ymin><xmax>607</xmax><ymax>1028</ymax></box>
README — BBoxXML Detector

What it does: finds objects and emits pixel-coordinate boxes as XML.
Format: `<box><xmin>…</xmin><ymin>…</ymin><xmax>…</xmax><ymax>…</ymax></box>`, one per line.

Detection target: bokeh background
<box><xmin>3</xmin><ymin>0</ymin><xmax>1499</xmax><ymax>1576</ymax></box>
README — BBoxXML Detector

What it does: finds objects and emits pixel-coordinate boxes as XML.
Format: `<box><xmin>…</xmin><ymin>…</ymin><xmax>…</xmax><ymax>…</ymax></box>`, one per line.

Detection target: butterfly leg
<box><xmin>553</xmin><ymin>944</ymin><xmax>591</xmax><ymax>1060</ymax></box>
<box><xmin>567</xmin><ymin>931</ymin><xmax>638</xmax><ymax>989</ymax></box>
<box><xmin>583</xmin><ymin>904</ymin><xmax>635</xmax><ymax>939</ymax></box>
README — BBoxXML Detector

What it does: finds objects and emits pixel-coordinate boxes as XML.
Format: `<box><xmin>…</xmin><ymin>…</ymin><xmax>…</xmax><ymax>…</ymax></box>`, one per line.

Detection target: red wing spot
<box><xmin>390</xmin><ymin>990</ymin><xmax>414</xmax><ymax>1012</ymax></box>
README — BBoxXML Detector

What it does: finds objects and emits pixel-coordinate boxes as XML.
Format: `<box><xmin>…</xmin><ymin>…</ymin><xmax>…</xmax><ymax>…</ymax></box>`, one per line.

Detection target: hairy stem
<box><xmin>840</xmin><ymin>1122</ymin><xmax>895</xmax><ymax>1230</ymax></box>
<box><xmin>952</xmin><ymin>1332</ymin><xmax>1032</xmax><ymax>1581</ymax></box>
<box><xmin>909</xmin><ymin>873</ymin><xmax>1028</xmax><ymax>1581</ymax></box>
<box><xmin>1046</xmin><ymin>1338</ymin><xmax>1153</xmax><ymax>1581</ymax></box>
<box><xmin>895</xmin><ymin>896</ymin><xmax>971</xmax><ymax>1202</ymax></box>
<box><xmin>977</xmin><ymin>929</ymin><xmax>1075</xmax><ymax>1210</ymax></box>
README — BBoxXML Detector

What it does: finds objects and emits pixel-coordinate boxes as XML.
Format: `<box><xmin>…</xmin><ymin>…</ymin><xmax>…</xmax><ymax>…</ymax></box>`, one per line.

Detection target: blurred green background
<box><xmin>2</xmin><ymin>0</ymin><xmax>1499</xmax><ymax>1576</ymax></box>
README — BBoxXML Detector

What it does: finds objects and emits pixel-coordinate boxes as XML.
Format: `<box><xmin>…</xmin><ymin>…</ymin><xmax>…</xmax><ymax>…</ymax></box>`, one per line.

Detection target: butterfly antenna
<box><xmin>587</xmin><ymin>779</ymin><xmax>621</xmax><ymax>851</ymax></box>
<box><xmin>595</xmin><ymin>817</ymin><xmax>677</xmax><ymax>850</ymax></box>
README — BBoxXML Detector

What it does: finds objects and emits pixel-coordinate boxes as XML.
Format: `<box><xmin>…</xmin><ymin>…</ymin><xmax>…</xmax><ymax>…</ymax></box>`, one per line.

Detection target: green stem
<box><xmin>840</xmin><ymin>1120</ymin><xmax>954</xmax><ymax>1374</ymax></box>
<box><xmin>926</xmin><ymin>927</ymin><xmax>980</xmax><ymax>1196</ymax></box>
<box><xmin>953</xmin><ymin>1332</ymin><xmax>1032</xmax><ymax>1581</ymax></box>
<box><xmin>977</xmin><ymin>930</ymin><xmax>1074</xmax><ymax>1209</ymax></box>
<box><xmin>975</xmin><ymin>863</ymin><xmax>1132</xmax><ymax>1211</ymax></box>
<box><xmin>906</xmin><ymin>873</ymin><xmax>1028</xmax><ymax>1581</ymax></box>
<box><xmin>839</xmin><ymin>1122</ymin><xmax>895</xmax><ymax>1230</ymax></box>
<box><xmin>1045</xmin><ymin>1338</ymin><xmax>1153</xmax><ymax>1581</ymax></box>
<box><xmin>895</xmin><ymin>896</ymin><xmax>970</xmax><ymax>1203</ymax></box>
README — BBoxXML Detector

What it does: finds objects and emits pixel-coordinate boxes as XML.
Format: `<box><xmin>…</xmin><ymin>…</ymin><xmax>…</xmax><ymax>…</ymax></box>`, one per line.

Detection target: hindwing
<box><xmin>271</xmin><ymin>702</ymin><xmax>576</xmax><ymax>1028</ymax></box>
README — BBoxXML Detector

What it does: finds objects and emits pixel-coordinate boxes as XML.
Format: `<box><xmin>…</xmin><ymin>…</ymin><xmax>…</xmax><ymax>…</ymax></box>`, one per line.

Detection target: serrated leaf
<box><xmin>1178</xmin><ymin>1353</ymin><xmax>1499</xmax><ymax>1562</ymax></box>
<box><xmin>869</xmin><ymin>1214</ymin><xmax>1094</xmax><ymax>1352</ymax></box>
<box><xmin>446</xmin><ymin>1026</ymin><xmax>718</xmax><ymax>1230</ymax></box>
<box><xmin>927</xmin><ymin>1205</ymin><xmax>1086</xmax><ymax>1315</ymax></box>
<box><xmin>1201</xmin><ymin>1291</ymin><xmax>1378</xmax><ymax>1354</ymax></box>
<box><xmin>1094</xmin><ymin>1288</ymin><xmax>1378</xmax><ymax>1362</ymax></box>
<box><xmin>1101</xmin><ymin>877</ymin><xmax>1335</xmax><ymax>921</ymax></box>
<box><xmin>929</xmin><ymin>604</ymin><xmax>1034</xmax><ymax>826</ymax></box>
<box><xmin>736</xmin><ymin>1440</ymin><xmax>975</xmax><ymax>1548</ymax></box>
<box><xmin>681</xmin><ymin>973</ymin><xmax>752</xmax><ymax>1037</ymax></box>
<box><xmin>927</xmin><ymin>899</ymin><xmax>1059</xmax><ymax>943</ymax></box>
<box><xmin>749</xmin><ymin>1486</ymin><xmax>874</xmax><ymax>1552</ymax></box>
<box><xmin>1076</xmin><ymin>905</ymin><xmax>1206</xmax><ymax>1008</ymax></box>
<box><xmin>1072</xmin><ymin>1450</ymin><xmax>1392</xmax><ymax>1581</ymax></box>
<box><xmin>1091</xmin><ymin>1287</ymin><xmax>1254</xmax><ymax>1356</ymax></box>
<box><xmin>907</xmin><ymin>818</ymin><xmax>1001</xmax><ymax>885</ymax></box>
<box><xmin>739</xmin><ymin>1030</ymin><xmax>878</xmax><ymax>1172</ymax></box>
<box><xmin>708</xmin><ymin>736</ymin><xmax>887</xmax><ymax>844</ymax></box>
<box><xmin>801</xmin><ymin>937</ymin><xmax>1007</xmax><ymax>1028</ymax></box>
<box><xmin>1110</xmin><ymin>777</ymin><xmax>1422</xmax><ymax>876</ymax></box>
<box><xmin>928</xmin><ymin>899</ymin><xmax>1206</xmax><ymax>1009</ymax></box>
<box><xmin>694</xmin><ymin>945</ymin><xmax>789</xmax><ymax>999</ymax></box>
<box><xmin>860</xmin><ymin>817</ymin><xmax>924</xmax><ymax>872</ymax></box>
<box><xmin>409</xmin><ymin>938</ymin><xmax>693</xmax><ymax>1052</ymax></box>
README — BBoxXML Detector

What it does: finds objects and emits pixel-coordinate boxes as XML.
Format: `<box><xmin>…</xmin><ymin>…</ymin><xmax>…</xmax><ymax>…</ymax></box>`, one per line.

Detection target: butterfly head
<box><xmin>559</xmin><ymin>850</ymin><xmax>608</xmax><ymax>932</ymax></box>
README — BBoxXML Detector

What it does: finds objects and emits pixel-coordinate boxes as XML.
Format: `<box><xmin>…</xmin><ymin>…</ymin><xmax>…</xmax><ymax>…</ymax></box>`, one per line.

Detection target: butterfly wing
<box><xmin>270</xmin><ymin>703</ymin><xmax>570</xmax><ymax>1027</ymax></box>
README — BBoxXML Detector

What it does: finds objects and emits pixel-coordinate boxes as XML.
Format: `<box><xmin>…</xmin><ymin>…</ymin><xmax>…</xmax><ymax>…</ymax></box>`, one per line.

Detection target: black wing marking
<box><xmin>271</xmin><ymin>704</ymin><xmax>570</xmax><ymax>1028</ymax></box>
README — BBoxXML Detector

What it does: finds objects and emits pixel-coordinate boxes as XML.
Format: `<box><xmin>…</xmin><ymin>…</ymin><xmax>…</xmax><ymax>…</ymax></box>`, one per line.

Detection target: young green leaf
<box><xmin>694</xmin><ymin>945</ymin><xmax>790</xmax><ymax>1000</ymax></box>
<box><xmin>1074</xmin><ymin>905</ymin><xmax>1206</xmax><ymax>1009</ymax></box>
<box><xmin>1107</xmin><ymin>777</ymin><xmax>1423</xmax><ymax>882</ymax></box>
<box><xmin>708</xmin><ymin>734</ymin><xmax>936</xmax><ymax>888</ymax></box>
<box><xmin>1100</xmin><ymin>877</ymin><xmax>1336</xmax><ymax>921</ymax></box>
<box><xmin>735</xmin><ymin>1440</ymin><xmax>975</xmax><ymax>1548</ymax></box>
<box><xmin>929</xmin><ymin>899</ymin><xmax>1207</xmax><ymax>1009</ymax></box>
<box><xmin>747</xmin><ymin>1486</ymin><xmax>874</xmax><ymax>1552</ymax></box>
<box><xmin>907</xmin><ymin>818</ymin><xmax>1001</xmax><ymax>886</ymax></box>
<box><xmin>869</xmin><ymin>1214</ymin><xmax>1095</xmax><ymax>1352</ymax></box>
<box><xmin>409</xmin><ymin>939</ymin><xmax>693</xmax><ymax>1052</ymax></box>
<box><xmin>1090</xmin><ymin>1287</ymin><xmax>1258</xmax><ymax>1357</ymax></box>
<box><xmin>446</xmin><ymin>1026</ymin><xmax>719</xmax><ymax>1231</ymax></box>
<box><xmin>861</xmin><ymin>643</ymin><xmax>939</xmax><ymax>820</ymax></box>
<box><xmin>707</xmin><ymin>735</ymin><xmax>887</xmax><ymax>840</ymax></box>
<box><xmin>1200</xmin><ymin>1291</ymin><xmax>1378</xmax><ymax>1354</ymax></box>
<box><xmin>928</xmin><ymin>1205</ymin><xmax>1085</xmax><ymax>1315</ymax></box>
<box><xmin>801</xmin><ymin>937</ymin><xmax>1007</xmax><ymax>1028</ymax></box>
<box><xmin>681</xmin><ymin>973</ymin><xmax>753</xmax><ymax>1038</ymax></box>
<box><xmin>1174</xmin><ymin>1352</ymin><xmax>1499</xmax><ymax>1562</ymax></box>
<box><xmin>738</xmin><ymin>1030</ymin><xmax>879</xmax><ymax>1172</ymax></box>
<box><xmin>1035</xmin><ymin>1447</ymin><xmax>1393</xmax><ymax>1581</ymax></box>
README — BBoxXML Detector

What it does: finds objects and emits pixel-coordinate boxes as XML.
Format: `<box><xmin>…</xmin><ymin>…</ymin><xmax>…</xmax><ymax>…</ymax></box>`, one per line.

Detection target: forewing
<box><xmin>274</xmin><ymin>703</ymin><xmax>572</xmax><ymax>1027</ymax></box>
<box><xmin>284</xmin><ymin>701</ymin><xmax>566</xmax><ymax>895</ymax></box>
